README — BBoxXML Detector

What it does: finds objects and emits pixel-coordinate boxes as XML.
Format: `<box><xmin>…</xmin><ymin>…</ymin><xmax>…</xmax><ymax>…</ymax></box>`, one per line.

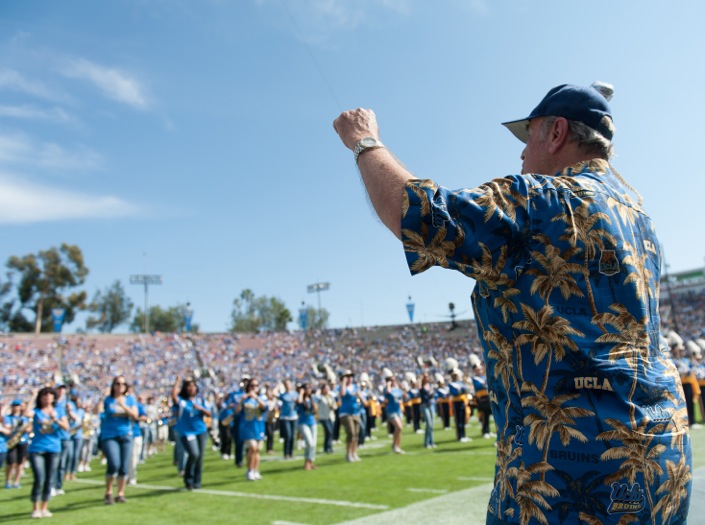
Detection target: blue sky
<box><xmin>0</xmin><ymin>0</ymin><xmax>703</xmax><ymax>333</ymax></box>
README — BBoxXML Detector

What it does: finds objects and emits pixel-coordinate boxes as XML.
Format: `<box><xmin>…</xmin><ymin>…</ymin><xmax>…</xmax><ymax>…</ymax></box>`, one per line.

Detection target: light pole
<box><xmin>307</xmin><ymin>282</ymin><xmax>330</xmax><ymax>316</ymax></box>
<box><xmin>130</xmin><ymin>274</ymin><xmax>163</xmax><ymax>333</ymax></box>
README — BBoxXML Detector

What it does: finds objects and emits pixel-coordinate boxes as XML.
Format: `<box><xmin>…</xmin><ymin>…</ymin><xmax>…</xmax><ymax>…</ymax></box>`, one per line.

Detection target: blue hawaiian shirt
<box><xmin>401</xmin><ymin>160</ymin><xmax>692</xmax><ymax>525</ymax></box>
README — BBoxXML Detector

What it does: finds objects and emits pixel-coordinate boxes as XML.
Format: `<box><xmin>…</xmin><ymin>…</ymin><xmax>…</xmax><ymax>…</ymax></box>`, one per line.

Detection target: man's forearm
<box><xmin>356</xmin><ymin>147</ymin><xmax>413</xmax><ymax>240</ymax></box>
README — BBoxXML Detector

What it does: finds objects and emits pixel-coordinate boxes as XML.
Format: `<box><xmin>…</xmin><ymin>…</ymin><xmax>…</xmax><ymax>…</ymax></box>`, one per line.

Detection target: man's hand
<box><xmin>333</xmin><ymin>108</ymin><xmax>380</xmax><ymax>150</ymax></box>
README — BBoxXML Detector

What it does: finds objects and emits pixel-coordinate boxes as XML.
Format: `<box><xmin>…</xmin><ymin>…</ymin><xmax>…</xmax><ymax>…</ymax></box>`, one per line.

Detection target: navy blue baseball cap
<box><xmin>502</xmin><ymin>83</ymin><xmax>613</xmax><ymax>143</ymax></box>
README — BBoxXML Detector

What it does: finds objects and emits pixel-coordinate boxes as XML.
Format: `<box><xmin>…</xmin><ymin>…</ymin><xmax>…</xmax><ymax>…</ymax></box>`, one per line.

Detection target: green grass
<box><xmin>2</xmin><ymin>418</ymin><xmax>703</xmax><ymax>525</ymax></box>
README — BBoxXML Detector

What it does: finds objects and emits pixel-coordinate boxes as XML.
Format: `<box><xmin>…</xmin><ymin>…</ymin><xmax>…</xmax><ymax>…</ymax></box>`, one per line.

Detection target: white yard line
<box><xmin>72</xmin><ymin>479</ymin><xmax>388</xmax><ymax>510</ymax></box>
<box><xmin>405</xmin><ymin>488</ymin><xmax>448</xmax><ymax>494</ymax></box>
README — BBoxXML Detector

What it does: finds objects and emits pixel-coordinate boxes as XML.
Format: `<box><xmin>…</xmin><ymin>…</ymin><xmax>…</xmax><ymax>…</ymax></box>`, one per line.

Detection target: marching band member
<box><xmin>101</xmin><ymin>376</ymin><xmax>138</xmax><ymax>505</ymax></box>
<box><xmin>382</xmin><ymin>370</ymin><xmax>406</xmax><ymax>454</ymax></box>
<box><xmin>278</xmin><ymin>379</ymin><xmax>299</xmax><ymax>461</ymax></box>
<box><xmin>406</xmin><ymin>373</ymin><xmax>422</xmax><ymax>434</ymax></box>
<box><xmin>264</xmin><ymin>385</ymin><xmax>279</xmax><ymax>455</ymax></box>
<box><xmin>66</xmin><ymin>395</ymin><xmax>85</xmax><ymax>481</ymax></box>
<box><xmin>28</xmin><ymin>387</ymin><xmax>69</xmax><ymax>518</ymax></box>
<box><xmin>4</xmin><ymin>399</ymin><xmax>30</xmax><ymax>489</ymax></box>
<box><xmin>127</xmin><ymin>390</ymin><xmax>148</xmax><ymax>486</ymax></box>
<box><xmin>0</xmin><ymin>403</ymin><xmax>9</xmax><ymax>477</ymax></box>
<box><xmin>217</xmin><ymin>393</ymin><xmax>234</xmax><ymax>459</ymax></box>
<box><xmin>238</xmin><ymin>377</ymin><xmax>266</xmax><ymax>481</ymax></box>
<box><xmin>52</xmin><ymin>385</ymin><xmax>70</xmax><ymax>496</ymax></box>
<box><xmin>171</xmin><ymin>376</ymin><xmax>212</xmax><ymax>490</ymax></box>
<box><xmin>296</xmin><ymin>383</ymin><xmax>318</xmax><ymax>470</ymax></box>
<box><xmin>469</xmin><ymin>357</ymin><xmax>493</xmax><ymax>439</ymax></box>
<box><xmin>315</xmin><ymin>382</ymin><xmax>336</xmax><ymax>454</ymax></box>
<box><xmin>419</xmin><ymin>373</ymin><xmax>436</xmax><ymax>448</ymax></box>
<box><xmin>448</xmin><ymin>368</ymin><xmax>472</xmax><ymax>443</ymax></box>
<box><xmin>226</xmin><ymin>375</ymin><xmax>249</xmax><ymax>468</ymax></box>
<box><xmin>338</xmin><ymin>370</ymin><xmax>362</xmax><ymax>462</ymax></box>
<box><xmin>434</xmin><ymin>374</ymin><xmax>452</xmax><ymax>431</ymax></box>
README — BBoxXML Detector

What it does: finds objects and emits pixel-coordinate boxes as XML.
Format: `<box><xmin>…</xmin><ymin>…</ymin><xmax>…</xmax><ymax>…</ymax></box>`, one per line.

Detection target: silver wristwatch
<box><xmin>353</xmin><ymin>137</ymin><xmax>384</xmax><ymax>164</ymax></box>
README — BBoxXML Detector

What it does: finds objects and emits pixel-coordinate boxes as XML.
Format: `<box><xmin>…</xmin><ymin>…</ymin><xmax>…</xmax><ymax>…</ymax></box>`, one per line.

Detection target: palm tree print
<box><xmin>525</xmin><ymin>243</ymin><xmax>584</xmax><ymax>304</ymax></box>
<box><xmin>515</xmin><ymin>460</ymin><xmax>559</xmax><ymax>525</ymax></box>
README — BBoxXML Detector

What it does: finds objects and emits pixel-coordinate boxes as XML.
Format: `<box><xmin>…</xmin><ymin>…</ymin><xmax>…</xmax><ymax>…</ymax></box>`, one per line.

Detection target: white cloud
<box><xmin>0</xmin><ymin>104</ymin><xmax>74</xmax><ymax>123</ymax></box>
<box><xmin>0</xmin><ymin>133</ymin><xmax>102</xmax><ymax>171</ymax></box>
<box><xmin>0</xmin><ymin>69</ymin><xmax>57</xmax><ymax>100</ymax></box>
<box><xmin>60</xmin><ymin>58</ymin><xmax>149</xmax><ymax>109</ymax></box>
<box><xmin>0</xmin><ymin>173</ymin><xmax>140</xmax><ymax>224</ymax></box>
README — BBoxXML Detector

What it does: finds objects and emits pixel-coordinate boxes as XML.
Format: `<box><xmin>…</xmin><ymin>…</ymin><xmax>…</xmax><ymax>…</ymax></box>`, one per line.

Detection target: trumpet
<box><xmin>7</xmin><ymin>419</ymin><xmax>33</xmax><ymax>449</ymax></box>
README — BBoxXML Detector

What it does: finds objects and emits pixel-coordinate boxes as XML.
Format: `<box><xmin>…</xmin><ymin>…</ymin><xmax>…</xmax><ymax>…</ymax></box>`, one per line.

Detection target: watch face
<box><xmin>361</xmin><ymin>137</ymin><xmax>377</xmax><ymax>147</ymax></box>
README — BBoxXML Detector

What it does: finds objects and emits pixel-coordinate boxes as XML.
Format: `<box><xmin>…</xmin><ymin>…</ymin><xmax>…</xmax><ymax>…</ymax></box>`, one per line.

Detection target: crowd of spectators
<box><xmin>1</xmin><ymin>288</ymin><xmax>703</xmax><ymax>410</ymax></box>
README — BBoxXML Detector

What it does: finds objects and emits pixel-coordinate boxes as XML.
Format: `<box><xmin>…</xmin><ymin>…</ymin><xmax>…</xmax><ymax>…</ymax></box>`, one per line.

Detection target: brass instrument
<box><xmin>7</xmin><ymin>419</ymin><xmax>33</xmax><ymax>449</ymax></box>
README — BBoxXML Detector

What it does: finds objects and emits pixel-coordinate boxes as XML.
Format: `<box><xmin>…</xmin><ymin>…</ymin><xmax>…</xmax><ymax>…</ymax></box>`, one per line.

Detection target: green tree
<box><xmin>229</xmin><ymin>289</ymin><xmax>292</xmax><ymax>332</ymax></box>
<box><xmin>4</xmin><ymin>243</ymin><xmax>88</xmax><ymax>333</ymax></box>
<box><xmin>86</xmin><ymin>280</ymin><xmax>134</xmax><ymax>333</ymax></box>
<box><xmin>130</xmin><ymin>304</ymin><xmax>198</xmax><ymax>333</ymax></box>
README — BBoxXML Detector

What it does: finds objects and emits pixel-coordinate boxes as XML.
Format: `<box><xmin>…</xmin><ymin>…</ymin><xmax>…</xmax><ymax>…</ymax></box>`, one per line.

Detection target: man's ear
<box><xmin>547</xmin><ymin>117</ymin><xmax>570</xmax><ymax>154</ymax></box>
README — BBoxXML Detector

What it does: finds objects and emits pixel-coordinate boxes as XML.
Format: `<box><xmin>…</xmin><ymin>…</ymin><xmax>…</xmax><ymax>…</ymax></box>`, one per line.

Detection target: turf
<box><xmin>1</xmin><ymin>416</ymin><xmax>703</xmax><ymax>524</ymax></box>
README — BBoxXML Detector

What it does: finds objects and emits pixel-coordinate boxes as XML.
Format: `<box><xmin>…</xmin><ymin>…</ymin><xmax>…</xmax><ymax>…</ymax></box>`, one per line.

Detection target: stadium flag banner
<box><xmin>183</xmin><ymin>306</ymin><xmax>194</xmax><ymax>332</ymax></box>
<box><xmin>52</xmin><ymin>308</ymin><xmax>66</xmax><ymax>332</ymax></box>
<box><xmin>406</xmin><ymin>301</ymin><xmax>415</xmax><ymax>323</ymax></box>
<box><xmin>299</xmin><ymin>306</ymin><xmax>309</xmax><ymax>330</ymax></box>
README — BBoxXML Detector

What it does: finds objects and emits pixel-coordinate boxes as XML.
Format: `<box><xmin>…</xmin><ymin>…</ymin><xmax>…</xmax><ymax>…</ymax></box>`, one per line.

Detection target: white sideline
<box><xmin>72</xmin><ymin>479</ymin><xmax>389</xmax><ymax>510</ymax></box>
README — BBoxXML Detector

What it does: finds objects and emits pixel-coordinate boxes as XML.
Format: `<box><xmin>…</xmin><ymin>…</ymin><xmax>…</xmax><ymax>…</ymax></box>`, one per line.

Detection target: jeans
<box><xmin>422</xmin><ymin>404</ymin><xmax>435</xmax><ymax>447</ymax></box>
<box><xmin>69</xmin><ymin>438</ymin><xmax>83</xmax><ymax>474</ymax></box>
<box><xmin>357</xmin><ymin>410</ymin><xmax>368</xmax><ymax>446</ymax></box>
<box><xmin>55</xmin><ymin>439</ymin><xmax>72</xmax><ymax>489</ymax></box>
<box><xmin>319</xmin><ymin>419</ymin><xmax>334</xmax><ymax>453</ymax></box>
<box><xmin>230</xmin><ymin>419</ymin><xmax>244</xmax><ymax>466</ymax></box>
<box><xmin>29</xmin><ymin>452</ymin><xmax>59</xmax><ymax>502</ymax></box>
<box><xmin>180</xmin><ymin>432</ymin><xmax>207</xmax><ymax>489</ymax></box>
<box><xmin>298</xmin><ymin>423</ymin><xmax>317</xmax><ymax>462</ymax></box>
<box><xmin>280</xmin><ymin>419</ymin><xmax>297</xmax><ymax>457</ymax></box>
<box><xmin>101</xmin><ymin>435</ymin><xmax>133</xmax><ymax>477</ymax></box>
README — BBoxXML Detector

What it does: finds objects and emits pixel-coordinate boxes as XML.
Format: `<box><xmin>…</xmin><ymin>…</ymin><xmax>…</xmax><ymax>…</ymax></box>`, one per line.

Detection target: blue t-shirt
<box><xmin>174</xmin><ymin>397</ymin><xmax>209</xmax><ymax>436</ymax></box>
<box><xmin>55</xmin><ymin>398</ymin><xmax>70</xmax><ymax>441</ymax></box>
<box><xmin>239</xmin><ymin>396</ymin><xmax>265</xmax><ymax>441</ymax></box>
<box><xmin>296</xmin><ymin>398</ymin><xmax>316</xmax><ymax>427</ymax></box>
<box><xmin>70</xmin><ymin>406</ymin><xmax>86</xmax><ymax>440</ymax></box>
<box><xmin>28</xmin><ymin>409</ymin><xmax>62</xmax><ymax>454</ymax></box>
<box><xmin>279</xmin><ymin>391</ymin><xmax>299</xmax><ymax>420</ymax></box>
<box><xmin>384</xmin><ymin>387</ymin><xmax>404</xmax><ymax>417</ymax></box>
<box><xmin>338</xmin><ymin>385</ymin><xmax>360</xmax><ymax>417</ymax></box>
<box><xmin>101</xmin><ymin>395</ymin><xmax>136</xmax><ymax>440</ymax></box>
<box><xmin>132</xmin><ymin>403</ymin><xmax>147</xmax><ymax>438</ymax></box>
<box><xmin>226</xmin><ymin>389</ymin><xmax>244</xmax><ymax>424</ymax></box>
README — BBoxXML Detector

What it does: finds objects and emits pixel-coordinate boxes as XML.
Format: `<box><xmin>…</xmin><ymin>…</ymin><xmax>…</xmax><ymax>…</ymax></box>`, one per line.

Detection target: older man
<box><xmin>334</xmin><ymin>84</ymin><xmax>692</xmax><ymax>525</ymax></box>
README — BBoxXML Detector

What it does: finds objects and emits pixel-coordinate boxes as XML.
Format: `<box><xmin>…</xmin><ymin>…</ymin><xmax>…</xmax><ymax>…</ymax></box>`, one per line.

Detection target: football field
<box><xmin>2</xmin><ymin>419</ymin><xmax>703</xmax><ymax>524</ymax></box>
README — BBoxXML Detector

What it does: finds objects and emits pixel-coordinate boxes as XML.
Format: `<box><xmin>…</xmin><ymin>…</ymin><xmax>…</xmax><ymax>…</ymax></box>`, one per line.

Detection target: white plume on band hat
<box><xmin>404</xmin><ymin>371</ymin><xmax>417</xmax><ymax>383</ymax></box>
<box><xmin>359</xmin><ymin>372</ymin><xmax>370</xmax><ymax>384</ymax></box>
<box><xmin>382</xmin><ymin>368</ymin><xmax>394</xmax><ymax>379</ymax></box>
<box><xmin>468</xmin><ymin>354</ymin><xmax>482</xmax><ymax>370</ymax></box>
<box><xmin>445</xmin><ymin>357</ymin><xmax>459</xmax><ymax>373</ymax></box>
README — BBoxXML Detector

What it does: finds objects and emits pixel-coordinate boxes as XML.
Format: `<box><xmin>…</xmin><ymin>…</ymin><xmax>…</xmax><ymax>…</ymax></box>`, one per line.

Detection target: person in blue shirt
<box><xmin>226</xmin><ymin>375</ymin><xmax>249</xmax><ymax>468</ymax></box>
<box><xmin>237</xmin><ymin>378</ymin><xmax>266</xmax><ymax>481</ymax></box>
<box><xmin>127</xmin><ymin>390</ymin><xmax>148</xmax><ymax>485</ymax></box>
<box><xmin>53</xmin><ymin>384</ymin><xmax>71</xmax><ymax>496</ymax></box>
<box><xmin>171</xmin><ymin>376</ymin><xmax>212</xmax><ymax>490</ymax></box>
<box><xmin>383</xmin><ymin>373</ymin><xmax>406</xmax><ymax>454</ymax></box>
<box><xmin>0</xmin><ymin>405</ymin><xmax>9</xmax><ymax>475</ymax></box>
<box><xmin>278</xmin><ymin>379</ymin><xmax>299</xmax><ymax>461</ymax></box>
<box><xmin>4</xmin><ymin>399</ymin><xmax>31</xmax><ymax>489</ymax></box>
<box><xmin>28</xmin><ymin>387</ymin><xmax>69</xmax><ymax>519</ymax></box>
<box><xmin>100</xmin><ymin>376</ymin><xmax>138</xmax><ymax>505</ymax></box>
<box><xmin>66</xmin><ymin>395</ymin><xmax>86</xmax><ymax>481</ymax></box>
<box><xmin>338</xmin><ymin>370</ymin><xmax>363</xmax><ymax>462</ymax></box>
<box><xmin>296</xmin><ymin>383</ymin><xmax>318</xmax><ymax>471</ymax></box>
<box><xmin>419</xmin><ymin>373</ymin><xmax>436</xmax><ymax>449</ymax></box>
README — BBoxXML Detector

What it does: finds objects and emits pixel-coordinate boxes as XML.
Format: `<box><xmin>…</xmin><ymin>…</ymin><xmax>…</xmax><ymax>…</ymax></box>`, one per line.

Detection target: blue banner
<box><xmin>183</xmin><ymin>305</ymin><xmax>194</xmax><ymax>332</ymax></box>
<box><xmin>52</xmin><ymin>308</ymin><xmax>66</xmax><ymax>332</ymax></box>
<box><xmin>299</xmin><ymin>307</ymin><xmax>309</xmax><ymax>330</ymax></box>
<box><xmin>406</xmin><ymin>301</ymin><xmax>415</xmax><ymax>323</ymax></box>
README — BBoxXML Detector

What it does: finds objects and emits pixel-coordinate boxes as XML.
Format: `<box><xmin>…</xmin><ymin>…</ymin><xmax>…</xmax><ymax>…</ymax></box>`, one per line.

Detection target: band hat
<box><xmin>502</xmin><ymin>83</ymin><xmax>614</xmax><ymax>144</ymax></box>
<box><xmin>11</xmin><ymin>399</ymin><xmax>22</xmax><ymax>406</ymax></box>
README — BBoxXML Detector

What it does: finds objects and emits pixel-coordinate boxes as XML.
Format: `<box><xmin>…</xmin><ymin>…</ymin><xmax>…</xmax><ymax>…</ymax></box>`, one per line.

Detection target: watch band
<box><xmin>353</xmin><ymin>137</ymin><xmax>385</xmax><ymax>164</ymax></box>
